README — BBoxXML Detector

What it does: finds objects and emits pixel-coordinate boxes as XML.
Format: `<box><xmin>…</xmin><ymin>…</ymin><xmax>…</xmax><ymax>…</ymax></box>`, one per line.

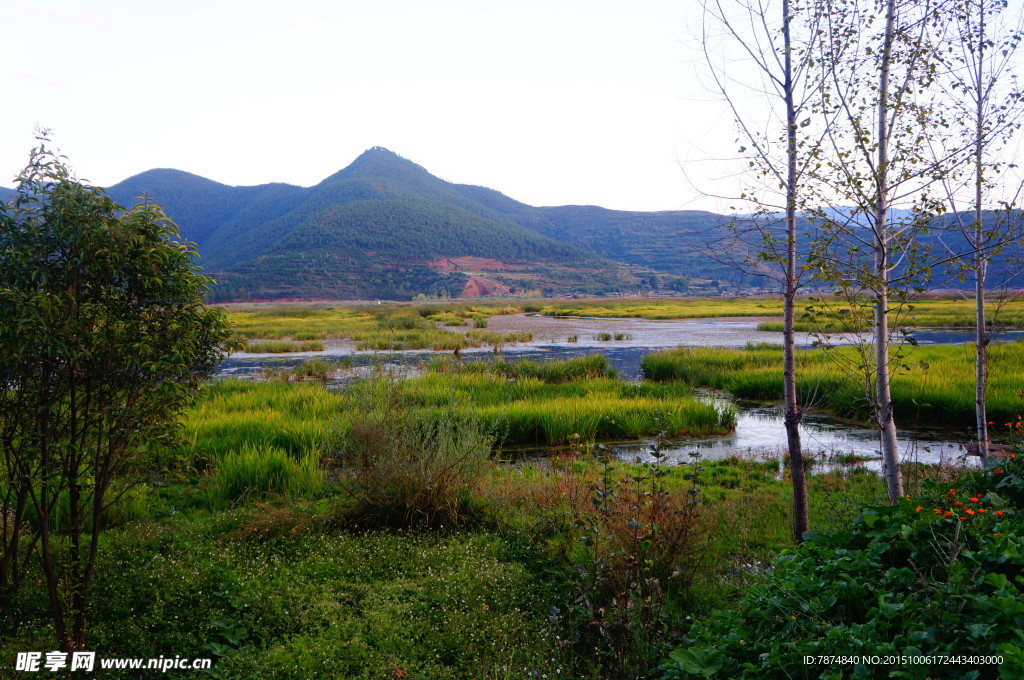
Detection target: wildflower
<box><xmin>790</xmin><ymin>615</ymin><xmax>798</xmax><ymax>620</ymax></box>
<box><xmin>955</xmin><ymin>501</ymin><xmax>964</xmax><ymax>506</ymax></box>
<box><xmin>993</xmin><ymin>468</ymin><xmax>1003</xmax><ymax>474</ymax></box>
<box><xmin>970</xmin><ymin>497</ymin><xmax>979</xmax><ymax>502</ymax></box>
<box><xmin>960</xmin><ymin>516</ymin><xmax>967</xmax><ymax>520</ymax></box>
<box><xmin>943</xmin><ymin>511</ymin><xmax>952</xmax><ymax>517</ymax></box>
<box><xmin>915</xmin><ymin>505</ymin><xmax>923</xmax><ymax>512</ymax></box>
<box><xmin>966</xmin><ymin>509</ymin><xmax>975</xmax><ymax>516</ymax></box>
<box><xmin>978</xmin><ymin>509</ymin><xmax>985</xmax><ymax>513</ymax></box>
<box><xmin>933</xmin><ymin>508</ymin><xmax>941</xmax><ymax>514</ymax></box>
<box><xmin>996</xmin><ymin>510</ymin><xmax>1005</xmax><ymax>516</ymax></box>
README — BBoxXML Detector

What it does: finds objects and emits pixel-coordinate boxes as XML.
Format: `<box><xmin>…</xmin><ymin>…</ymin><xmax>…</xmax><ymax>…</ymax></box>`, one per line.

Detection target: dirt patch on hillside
<box><xmin>461</xmin><ymin>276</ymin><xmax>511</xmax><ymax>298</ymax></box>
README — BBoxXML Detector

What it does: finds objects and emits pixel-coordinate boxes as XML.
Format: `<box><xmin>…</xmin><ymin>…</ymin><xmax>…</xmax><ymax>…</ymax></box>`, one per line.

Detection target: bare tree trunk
<box><xmin>782</xmin><ymin>0</ymin><xmax>808</xmax><ymax>540</ymax></box>
<box><xmin>973</xmin><ymin>3</ymin><xmax>990</xmax><ymax>467</ymax></box>
<box><xmin>875</xmin><ymin>0</ymin><xmax>904</xmax><ymax>503</ymax></box>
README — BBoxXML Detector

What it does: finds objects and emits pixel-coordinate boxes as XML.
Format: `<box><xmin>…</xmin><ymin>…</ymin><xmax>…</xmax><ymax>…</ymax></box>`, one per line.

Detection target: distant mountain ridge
<box><xmin>101</xmin><ymin>147</ymin><xmax>709</xmax><ymax>301</ymax></box>
<box><xmin>5</xmin><ymin>149</ymin><xmax>1021</xmax><ymax>300</ymax></box>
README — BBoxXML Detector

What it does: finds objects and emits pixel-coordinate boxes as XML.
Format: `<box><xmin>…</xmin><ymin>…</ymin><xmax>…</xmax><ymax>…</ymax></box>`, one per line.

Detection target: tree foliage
<box><xmin>0</xmin><ymin>138</ymin><xmax>231</xmax><ymax>650</ymax></box>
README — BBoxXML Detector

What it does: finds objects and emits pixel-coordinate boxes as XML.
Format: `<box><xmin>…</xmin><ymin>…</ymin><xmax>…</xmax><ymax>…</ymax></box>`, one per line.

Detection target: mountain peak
<box><xmin>320</xmin><ymin>147</ymin><xmax>432</xmax><ymax>186</ymax></box>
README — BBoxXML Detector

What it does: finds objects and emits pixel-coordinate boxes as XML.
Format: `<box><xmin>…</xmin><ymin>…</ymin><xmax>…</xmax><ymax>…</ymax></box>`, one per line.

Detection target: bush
<box><xmin>558</xmin><ymin>448</ymin><xmax>714</xmax><ymax>678</ymax></box>
<box><xmin>658</xmin><ymin>450</ymin><xmax>1024</xmax><ymax>680</ymax></box>
<box><xmin>332</xmin><ymin>380</ymin><xmax>496</xmax><ymax>529</ymax></box>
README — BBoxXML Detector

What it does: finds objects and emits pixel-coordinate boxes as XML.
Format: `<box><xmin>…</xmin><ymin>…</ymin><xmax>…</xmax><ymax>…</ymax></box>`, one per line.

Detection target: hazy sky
<box><xmin>2</xmin><ymin>0</ymin><xmax>740</xmax><ymax>212</ymax></box>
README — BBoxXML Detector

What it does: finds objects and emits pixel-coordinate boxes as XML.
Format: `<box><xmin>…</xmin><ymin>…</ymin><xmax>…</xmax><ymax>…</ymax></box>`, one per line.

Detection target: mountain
<box><xmin>10</xmin><ymin>148</ymin><xmax>1021</xmax><ymax>300</ymax></box>
<box><xmin>106</xmin><ymin>148</ymin><xmax>645</xmax><ymax>301</ymax></box>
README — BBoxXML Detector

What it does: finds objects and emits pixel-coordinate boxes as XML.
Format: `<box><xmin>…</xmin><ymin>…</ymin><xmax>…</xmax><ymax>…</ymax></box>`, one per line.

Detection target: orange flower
<box><xmin>978</xmin><ymin>509</ymin><xmax>986</xmax><ymax>513</ymax></box>
<box><xmin>996</xmin><ymin>510</ymin><xmax>1005</xmax><ymax>516</ymax></box>
<box><xmin>944</xmin><ymin>511</ymin><xmax>953</xmax><ymax>517</ymax></box>
<box><xmin>933</xmin><ymin>509</ymin><xmax>942</xmax><ymax>514</ymax></box>
<box><xmin>960</xmin><ymin>516</ymin><xmax>968</xmax><ymax>520</ymax></box>
<box><xmin>970</xmin><ymin>497</ymin><xmax>979</xmax><ymax>502</ymax></box>
<box><xmin>993</xmin><ymin>468</ymin><xmax>1003</xmax><ymax>474</ymax></box>
<box><xmin>955</xmin><ymin>501</ymin><xmax>964</xmax><ymax>506</ymax></box>
<box><xmin>966</xmin><ymin>509</ymin><xmax>975</xmax><ymax>516</ymax></box>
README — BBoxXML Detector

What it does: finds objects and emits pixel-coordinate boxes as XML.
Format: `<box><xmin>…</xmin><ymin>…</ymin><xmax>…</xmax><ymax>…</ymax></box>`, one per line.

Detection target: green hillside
<box><xmin>107</xmin><ymin>148</ymin><xmax>650</xmax><ymax>301</ymax></box>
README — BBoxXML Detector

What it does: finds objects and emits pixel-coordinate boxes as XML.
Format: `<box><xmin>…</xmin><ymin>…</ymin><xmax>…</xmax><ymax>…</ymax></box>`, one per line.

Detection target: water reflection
<box><xmin>600</xmin><ymin>395</ymin><xmax>975</xmax><ymax>471</ymax></box>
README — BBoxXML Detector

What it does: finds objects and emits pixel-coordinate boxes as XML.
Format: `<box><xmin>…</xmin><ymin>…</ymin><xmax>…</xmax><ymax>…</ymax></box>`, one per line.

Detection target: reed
<box><xmin>244</xmin><ymin>339</ymin><xmax>325</xmax><ymax>353</ymax></box>
<box><xmin>208</xmin><ymin>443</ymin><xmax>324</xmax><ymax>503</ymax></box>
<box><xmin>643</xmin><ymin>341</ymin><xmax>1024</xmax><ymax>427</ymax></box>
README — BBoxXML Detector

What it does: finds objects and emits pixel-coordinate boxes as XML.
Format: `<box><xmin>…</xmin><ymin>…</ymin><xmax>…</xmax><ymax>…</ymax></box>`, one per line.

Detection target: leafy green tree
<box><xmin>808</xmin><ymin>0</ymin><xmax>955</xmax><ymax>503</ymax></box>
<box><xmin>0</xmin><ymin>137</ymin><xmax>231</xmax><ymax>650</ymax></box>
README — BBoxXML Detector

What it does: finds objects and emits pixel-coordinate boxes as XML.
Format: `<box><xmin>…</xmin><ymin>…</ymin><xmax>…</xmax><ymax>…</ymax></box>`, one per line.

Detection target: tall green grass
<box><xmin>244</xmin><ymin>340</ymin><xmax>324</xmax><ymax>353</ymax></box>
<box><xmin>208</xmin><ymin>443</ymin><xmax>323</xmax><ymax>504</ymax></box>
<box><xmin>642</xmin><ymin>341</ymin><xmax>1024</xmax><ymax>426</ymax></box>
<box><xmin>171</xmin><ymin>357</ymin><xmax>734</xmax><ymax>474</ymax></box>
<box><xmin>427</xmin><ymin>354</ymin><xmax>616</xmax><ymax>382</ymax></box>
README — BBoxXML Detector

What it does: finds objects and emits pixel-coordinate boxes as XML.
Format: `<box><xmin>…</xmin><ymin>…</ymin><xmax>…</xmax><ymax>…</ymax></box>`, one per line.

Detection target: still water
<box><xmin>220</xmin><ymin>315</ymin><xmax>1002</xmax><ymax>468</ymax></box>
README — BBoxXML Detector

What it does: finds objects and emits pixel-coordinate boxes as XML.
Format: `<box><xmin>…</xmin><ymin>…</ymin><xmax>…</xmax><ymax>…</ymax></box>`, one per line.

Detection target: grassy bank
<box><xmin>223</xmin><ymin>302</ymin><xmax>530</xmax><ymax>351</ymax></box>
<box><xmin>222</xmin><ymin>299</ymin><xmax>1024</xmax><ymax>357</ymax></box>
<box><xmin>539</xmin><ymin>296</ymin><xmax>1024</xmax><ymax>329</ymax></box>
<box><xmin>642</xmin><ymin>341</ymin><xmax>1024</xmax><ymax>427</ymax></box>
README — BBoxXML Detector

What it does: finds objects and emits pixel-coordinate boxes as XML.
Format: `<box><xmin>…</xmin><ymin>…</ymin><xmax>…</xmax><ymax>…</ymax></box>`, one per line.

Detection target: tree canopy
<box><xmin>0</xmin><ymin>138</ymin><xmax>231</xmax><ymax>649</ymax></box>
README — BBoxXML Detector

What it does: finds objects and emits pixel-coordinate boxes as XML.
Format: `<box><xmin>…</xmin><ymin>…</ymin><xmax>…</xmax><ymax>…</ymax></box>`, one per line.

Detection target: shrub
<box><xmin>560</xmin><ymin>447</ymin><xmax>714</xmax><ymax>678</ymax></box>
<box><xmin>332</xmin><ymin>380</ymin><xmax>496</xmax><ymax>529</ymax></box>
<box><xmin>658</xmin><ymin>450</ymin><xmax>1024</xmax><ymax>679</ymax></box>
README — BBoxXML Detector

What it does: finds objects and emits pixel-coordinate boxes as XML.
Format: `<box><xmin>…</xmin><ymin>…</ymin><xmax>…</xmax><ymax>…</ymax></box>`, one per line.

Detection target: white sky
<box><xmin>2</xmin><ymin>0</ymin><xmax>742</xmax><ymax>212</ymax></box>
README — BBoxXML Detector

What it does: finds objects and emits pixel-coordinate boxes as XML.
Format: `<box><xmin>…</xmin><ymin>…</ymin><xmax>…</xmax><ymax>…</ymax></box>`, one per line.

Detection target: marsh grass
<box><xmin>208</xmin><ymin>443</ymin><xmax>324</xmax><ymax>504</ymax></box>
<box><xmin>642</xmin><ymin>342</ymin><xmax>1024</xmax><ymax>426</ymax></box>
<box><xmin>244</xmin><ymin>339</ymin><xmax>324</xmax><ymax>353</ymax></box>
<box><xmin>538</xmin><ymin>296</ymin><xmax>1024</xmax><ymax>328</ymax></box>
<box><xmin>223</xmin><ymin>302</ymin><xmax>531</xmax><ymax>352</ymax></box>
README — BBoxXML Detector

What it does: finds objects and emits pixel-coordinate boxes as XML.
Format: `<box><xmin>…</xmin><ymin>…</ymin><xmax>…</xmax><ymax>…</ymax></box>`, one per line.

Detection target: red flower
<box><xmin>996</xmin><ymin>510</ymin><xmax>1005</xmax><ymax>516</ymax></box>
<box><xmin>993</xmin><ymin>468</ymin><xmax>1003</xmax><ymax>474</ymax></box>
<box><xmin>970</xmin><ymin>497</ymin><xmax>979</xmax><ymax>502</ymax></box>
<box><xmin>966</xmin><ymin>509</ymin><xmax>976</xmax><ymax>516</ymax></box>
<box><xmin>944</xmin><ymin>511</ymin><xmax>952</xmax><ymax>517</ymax></box>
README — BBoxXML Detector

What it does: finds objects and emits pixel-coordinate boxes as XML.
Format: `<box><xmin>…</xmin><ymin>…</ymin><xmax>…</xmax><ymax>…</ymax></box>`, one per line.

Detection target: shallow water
<box><xmin>219</xmin><ymin>315</ymin><xmax>995</xmax><ymax>469</ymax></box>
<box><xmin>579</xmin><ymin>395</ymin><xmax>976</xmax><ymax>471</ymax></box>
